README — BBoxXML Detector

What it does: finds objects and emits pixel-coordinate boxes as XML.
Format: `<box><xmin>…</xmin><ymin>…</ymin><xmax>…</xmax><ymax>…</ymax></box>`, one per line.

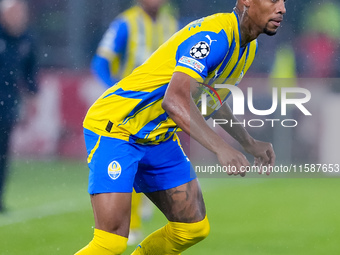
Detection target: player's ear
<box><xmin>242</xmin><ymin>0</ymin><xmax>251</xmax><ymax>8</ymax></box>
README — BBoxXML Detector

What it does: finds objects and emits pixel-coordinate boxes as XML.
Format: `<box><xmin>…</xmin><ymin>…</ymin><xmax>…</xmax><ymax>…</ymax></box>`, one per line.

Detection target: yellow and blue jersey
<box><xmin>84</xmin><ymin>11</ymin><xmax>258</xmax><ymax>144</ymax></box>
<box><xmin>92</xmin><ymin>5</ymin><xmax>178</xmax><ymax>87</ymax></box>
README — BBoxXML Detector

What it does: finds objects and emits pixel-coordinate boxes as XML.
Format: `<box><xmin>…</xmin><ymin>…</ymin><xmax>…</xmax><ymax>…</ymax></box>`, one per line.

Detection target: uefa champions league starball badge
<box><xmin>190</xmin><ymin>41</ymin><xmax>210</xmax><ymax>59</ymax></box>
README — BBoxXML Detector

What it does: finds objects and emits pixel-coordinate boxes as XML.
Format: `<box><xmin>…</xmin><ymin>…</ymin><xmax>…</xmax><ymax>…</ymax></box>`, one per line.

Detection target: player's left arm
<box><xmin>213</xmin><ymin>103</ymin><xmax>275</xmax><ymax>172</ymax></box>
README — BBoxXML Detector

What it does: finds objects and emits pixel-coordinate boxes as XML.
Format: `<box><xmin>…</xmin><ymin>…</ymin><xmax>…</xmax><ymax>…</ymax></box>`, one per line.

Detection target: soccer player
<box><xmin>0</xmin><ymin>0</ymin><xmax>37</xmax><ymax>212</ymax></box>
<box><xmin>75</xmin><ymin>0</ymin><xmax>285</xmax><ymax>254</ymax></box>
<box><xmin>91</xmin><ymin>0</ymin><xmax>178</xmax><ymax>88</ymax></box>
<box><xmin>91</xmin><ymin>0</ymin><xmax>179</xmax><ymax>244</ymax></box>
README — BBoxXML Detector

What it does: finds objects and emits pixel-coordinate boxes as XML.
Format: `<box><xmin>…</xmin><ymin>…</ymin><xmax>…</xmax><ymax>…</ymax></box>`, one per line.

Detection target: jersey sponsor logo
<box><xmin>179</xmin><ymin>56</ymin><xmax>205</xmax><ymax>73</ymax></box>
<box><xmin>190</xmin><ymin>41</ymin><xmax>210</xmax><ymax>59</ymax></box>
<box><xmin>108</xmin><ymin>161</ymin><xmax>122</xmax><ymax>180</ymax></box>
<box><xmin>205</xmin><ymin>35</ymin><xmax>217</xmax><ymax>45</ymax></box>
<box><xmin>214</xmin><ymin>69</ymin><xmax>220</xmax><ymax>79</ymax></box>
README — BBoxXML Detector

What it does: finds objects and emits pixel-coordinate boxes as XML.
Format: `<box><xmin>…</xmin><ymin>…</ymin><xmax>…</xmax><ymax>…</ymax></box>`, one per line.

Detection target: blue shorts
<box><xmin>84</xmin><ymin>128</ymin><xmax>196</xmax><ymax>194</ymax></box>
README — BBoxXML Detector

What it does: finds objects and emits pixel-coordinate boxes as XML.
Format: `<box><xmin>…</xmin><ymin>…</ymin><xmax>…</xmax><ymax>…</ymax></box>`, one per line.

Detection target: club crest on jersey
<box><xmin>188</xmin><ymin>18</ymin><xmax>204</xmax><ymax>30</ymax></box>
<box><xmin>108</xmin><ymin>161</ymin><xmax>121</xmax><ymax>180</ymax></box>
<box><xmin>190</xmin><ymin>41</ymin><xmax>210</xmax><ymax>59</ymax></box>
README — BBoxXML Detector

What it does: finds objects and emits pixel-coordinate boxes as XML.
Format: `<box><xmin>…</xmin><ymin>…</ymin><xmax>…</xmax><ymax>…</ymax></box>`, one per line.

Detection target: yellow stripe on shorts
<box><xmin>87</xmin><ymin>136</ymin><xmax>102</xmax><ymax>164</ymax></box>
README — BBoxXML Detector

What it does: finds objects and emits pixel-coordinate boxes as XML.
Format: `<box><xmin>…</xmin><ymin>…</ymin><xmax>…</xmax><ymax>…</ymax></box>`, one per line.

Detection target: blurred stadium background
<box><xmin>1</xmin><ymin>0</ymin><xmax>340</xmax><ymax>254</ymax></box>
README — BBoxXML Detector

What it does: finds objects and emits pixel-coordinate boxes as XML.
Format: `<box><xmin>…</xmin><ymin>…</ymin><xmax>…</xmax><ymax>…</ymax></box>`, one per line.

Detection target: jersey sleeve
<box><xmin>96</xmin><ymin>18</ymin><xmax>128</xmax><ymax>59</ymax></box>
<box><xmin>93</xmin><ymin>18</ymin><xmax>128</xmax><ymax>87</ymax></box>
<box><xmin>91</xmin><ymin>55</ymin><xmax>119</xmax><ymax>87</ymax></box>
<box><xmin>174</xmin><ymin>31</ymin><xmax>229</xmax><ymax>81</ymax></box>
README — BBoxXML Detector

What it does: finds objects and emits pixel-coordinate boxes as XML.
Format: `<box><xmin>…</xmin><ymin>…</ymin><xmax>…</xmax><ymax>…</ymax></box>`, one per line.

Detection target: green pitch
<box><xmin>0</xmin><ymin>159</ymin><xmax>339</xmax><ymax>254</ymax></box>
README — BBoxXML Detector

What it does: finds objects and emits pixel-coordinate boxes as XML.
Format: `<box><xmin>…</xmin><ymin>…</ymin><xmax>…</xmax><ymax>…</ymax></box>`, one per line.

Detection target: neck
<box><xmin>145</xmin><ymin>10</ymin><xmax>158</xmax><ymax>20</ymax></box>
<box><xmin>234</xmin><ymin>6</ymin><xmax>260</xmax><ymax>47</ymax></box>
<box><xmin>140</xmin><ymin>6</ymin><xmax>159</xmax><ymax>21</ymax></box>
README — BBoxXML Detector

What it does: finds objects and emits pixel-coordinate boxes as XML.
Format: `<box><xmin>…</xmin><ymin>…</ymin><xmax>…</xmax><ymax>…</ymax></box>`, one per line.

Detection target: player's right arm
<box><xmin>91</xmin><ymin>18</ymin><xmax>128</xmax><ymax>87</ymax></box>
<box><xmin>162</xmin><ymin>72</ymin><xmax>249</xmax><ymax>176</ymax></box>
<box><xmin>162</xmin><ymin>28</ymin><xmax>250</xmax><ymax>175</ymax></box>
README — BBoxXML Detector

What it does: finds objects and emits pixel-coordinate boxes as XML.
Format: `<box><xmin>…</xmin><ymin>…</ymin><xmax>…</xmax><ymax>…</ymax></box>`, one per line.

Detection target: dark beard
<box><xmin>264</xmin><ymin>26</ymin><xmax>277</xmax><ymax>36</ymax></box>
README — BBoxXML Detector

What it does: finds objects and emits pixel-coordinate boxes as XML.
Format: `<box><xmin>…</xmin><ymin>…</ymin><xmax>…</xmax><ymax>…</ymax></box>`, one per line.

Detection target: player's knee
<box><xmin>169</xmin><ymin>215</ymin><xmax>210</xmax><ymax>246</ymax></box>
<box><xmin>89</xmin><ymin>229</ymin><xmax>128</xmax><ymax>255</ymax></box>
<box><xmin>188</xmin><ymin>215</ymin><xmax>210</xmax><ymax>243</ymax></box>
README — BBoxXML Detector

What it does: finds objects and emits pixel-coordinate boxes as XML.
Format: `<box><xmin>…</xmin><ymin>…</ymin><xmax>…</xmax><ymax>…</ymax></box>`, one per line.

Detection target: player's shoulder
<box><xmin>186</xmin><ymin>12</ymin><xmax>238</xmax><ymax>43</ymax></box>
<box><xmin>119</xmin><ymin>5</ymin><xmax>152</xmax><ymax>21</ymax></box>
<box><xmin>108</xmin><ymin>7</ymin><xmax>139</xmax><ymax>30</ymax></box>
<box><xmin>158</xmin><ymin>6</ymin><xmax>178</xmax><ymax>20</ymax></box>
<box><xmin>200</xmin><ymin>13</ymin><xmax>236</xmax><ymax>32</ymax></box>
<box><xmin>120</xmin><ymin>5</ymin><xmax>140</xmax><ymax>17</ymax></box>
<box><xmin>204</xmin><ymin>12</ymin><xmax>235</xmax><ymax>24</ymax></box>
<box><xmin>107</xmin><ymin>5</ymin><xmax>139</xmax><ymax>28</ymax></box>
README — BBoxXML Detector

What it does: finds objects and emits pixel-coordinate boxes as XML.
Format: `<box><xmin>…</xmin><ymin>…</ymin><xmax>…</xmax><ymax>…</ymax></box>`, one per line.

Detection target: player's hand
<box><xmin>216</xmin><ymin>144</ymin><xmax>250</xmax><ymax>177</ymax></box>
<box><xmin>242</xmin><ymin>139</ymin><xmax>275</xmax><ymax>175</ymax></box>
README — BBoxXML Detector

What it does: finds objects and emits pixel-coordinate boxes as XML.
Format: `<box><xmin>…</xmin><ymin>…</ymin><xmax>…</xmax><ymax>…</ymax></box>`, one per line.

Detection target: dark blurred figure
<box><xmin>0</xmin><ymin>0</ymin><xmax>38</xmax><ymax>212</ymax></box>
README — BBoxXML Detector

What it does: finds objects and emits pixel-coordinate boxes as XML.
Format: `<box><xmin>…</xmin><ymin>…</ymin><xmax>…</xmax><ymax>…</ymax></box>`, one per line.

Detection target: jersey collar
<box><xmin>232</xmin><ymin>10</ymin><xmax>244</xmax><ymax>48</ymax></box>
